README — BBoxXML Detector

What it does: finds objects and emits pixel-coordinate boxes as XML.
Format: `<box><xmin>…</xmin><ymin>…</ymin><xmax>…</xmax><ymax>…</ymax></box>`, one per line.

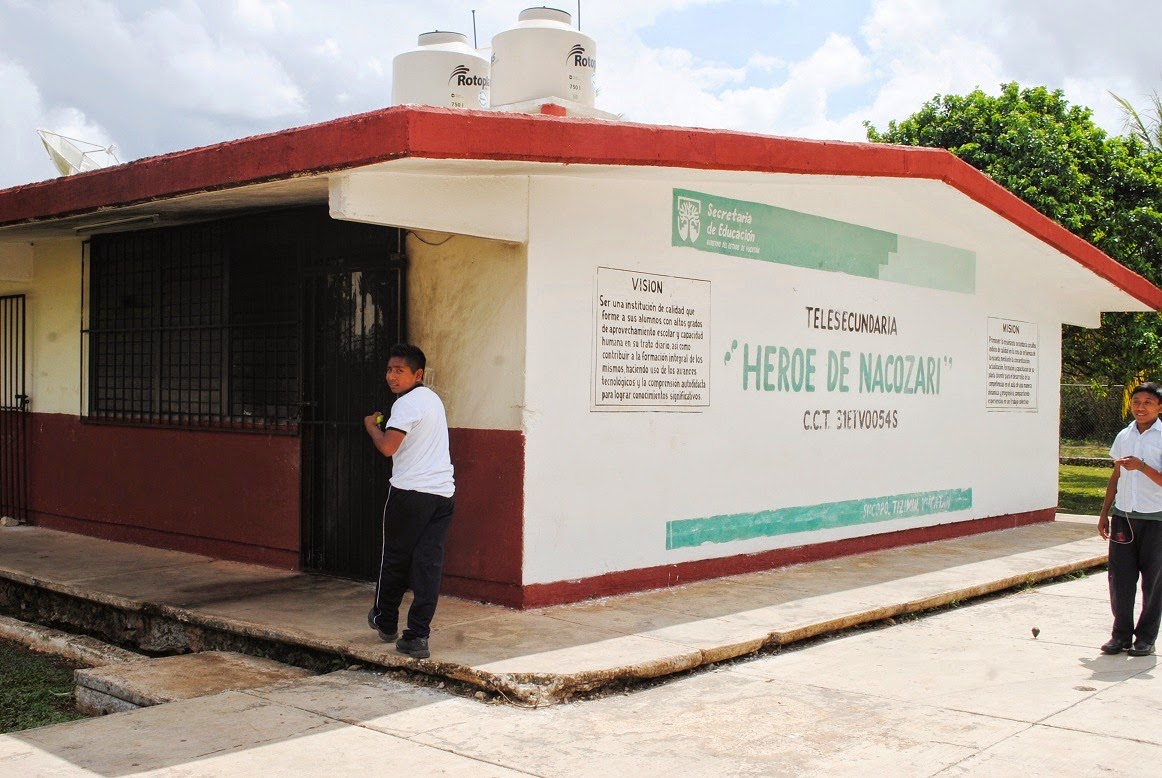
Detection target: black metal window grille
<box><xmin>85</xmin><ymin>211</ymin><xmax>302</xmax><ymax>431</ymax></box>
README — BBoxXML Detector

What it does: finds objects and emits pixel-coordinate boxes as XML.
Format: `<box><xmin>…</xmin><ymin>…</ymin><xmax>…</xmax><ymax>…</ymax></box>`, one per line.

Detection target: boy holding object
<box><xmin>364</xmin><ymin>344</ymin><xmax>455</xmax><ymax>660</ymax></box>
<box><xmin>1098</xmin><ymin>382</ymin><xmax>1162</xmax><ymax>657</ymax></box>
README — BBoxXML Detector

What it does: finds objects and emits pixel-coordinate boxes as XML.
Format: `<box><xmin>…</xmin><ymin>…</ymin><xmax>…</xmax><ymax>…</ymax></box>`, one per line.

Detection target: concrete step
<box><xmin>75</xmin><ymin>651</ymin><xmax>315</xmax><ymax>715</ymax></box>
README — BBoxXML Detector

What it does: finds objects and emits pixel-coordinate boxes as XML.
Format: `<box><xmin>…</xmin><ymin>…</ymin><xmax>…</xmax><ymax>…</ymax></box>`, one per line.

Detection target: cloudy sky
<box><xmin>1</xmin><ymin>0</ymin><xmax>1158</xmax><ymax>189</ymax></box>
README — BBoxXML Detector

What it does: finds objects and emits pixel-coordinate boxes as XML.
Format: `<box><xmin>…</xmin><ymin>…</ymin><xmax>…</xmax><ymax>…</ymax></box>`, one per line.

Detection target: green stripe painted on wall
<box><xmin>672</xmin><ymin>188</ymin><xmax>975</xmax><ymax>294</ymax></box>
<box><xmin>666</xmin><ymin>488</ymin><xmax>973</xmax><ymax>550</ymax></box>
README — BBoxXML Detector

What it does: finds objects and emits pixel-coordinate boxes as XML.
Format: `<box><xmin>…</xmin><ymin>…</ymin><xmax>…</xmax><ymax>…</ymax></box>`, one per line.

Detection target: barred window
<box><xmin>85</xmin><ymin>210</ymin><xmax>303</xmax><ymax>431</ymax></box>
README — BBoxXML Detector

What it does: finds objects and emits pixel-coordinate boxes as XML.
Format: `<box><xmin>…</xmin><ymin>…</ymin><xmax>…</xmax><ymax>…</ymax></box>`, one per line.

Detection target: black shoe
<box><xmin>1128</xmin><ymin>642</ymin><xmax>1156</xmax><ymax>657</ymax></box>
<box><xmin>396</xmin><ymin>636</ymin><xmax>430</xmax><ymax>659</ymax></box>
<box><xmin>368</xmin><ymin>608</ymin><xmax>398</xmax><ymax>642</ymax></box>
<box><xmin>1101</xmin><ymin>638</ymin><xmax>1132</xmax><ymax>655</ymax></box>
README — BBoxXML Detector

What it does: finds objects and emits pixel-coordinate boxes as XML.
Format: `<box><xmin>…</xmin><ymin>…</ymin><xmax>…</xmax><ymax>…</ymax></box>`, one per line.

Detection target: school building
<box><xmin>1</xmin><ymin>106</ymin><xmax>1158</xmax><ymax>607</ymax></box>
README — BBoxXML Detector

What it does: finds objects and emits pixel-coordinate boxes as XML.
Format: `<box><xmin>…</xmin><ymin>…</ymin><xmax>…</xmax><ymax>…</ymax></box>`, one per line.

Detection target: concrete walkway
<box><xmin>3</xmin><ymin>516</ymin><xmax>1159</xmax><ymax>777</ymax></box>
<box><xmin>0</xmin><ymin>517</ymin><xmax>1106</xmax><ymax>705</ymax></box>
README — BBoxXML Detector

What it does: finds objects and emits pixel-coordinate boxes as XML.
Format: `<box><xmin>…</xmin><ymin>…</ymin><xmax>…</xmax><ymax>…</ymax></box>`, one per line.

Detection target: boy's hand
<box><xmin>1098</xmin><ymin>514</ymin><xmax>1110</xmax><ymax>540</ymax></box>
<box><xmin>1116</xmin><ymin>456</ymin><xmax>1143</xmax><ymax>471</ymax></box>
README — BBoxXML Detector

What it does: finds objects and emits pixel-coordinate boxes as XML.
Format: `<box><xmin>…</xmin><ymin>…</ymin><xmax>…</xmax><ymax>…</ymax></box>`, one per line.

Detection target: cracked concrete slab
<box><xmin>943</xmin><ymin>723</ymin><xmax>1162</xmax><ymax>777</ymax></box>
<box><xmin>2</xmin><ymin>690</ymin><xmax>521</xmax><ymax>777</ymax></box>
<box><xmin>3</xmin><ymin>567</ymin><xmax>1160</xmax><ymax>775</ymax></box>
<box><xmin>729</xmin><ymin>591</ymin><xmax>1150</xmax><ymax>724</ymax></box>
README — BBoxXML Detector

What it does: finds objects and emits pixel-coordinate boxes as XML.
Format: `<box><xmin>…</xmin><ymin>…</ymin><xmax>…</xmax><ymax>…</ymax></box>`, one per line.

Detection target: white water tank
<box><xmin>490</xmin><ymin>7</ymin><xmax>596</xmax><ymax>108</ymax></box>
<box><xmin>392</xmin><ymin>31</ymin><xmax>490</xmax><ymax>110</ymax></box>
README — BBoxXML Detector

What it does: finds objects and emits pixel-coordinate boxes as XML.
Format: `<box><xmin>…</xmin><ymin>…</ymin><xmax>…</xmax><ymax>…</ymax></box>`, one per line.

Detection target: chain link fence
<box><xmin>1060</xmin><ymin>384</ymin><xmax>1125</xmax><ymax>463</ymax></box>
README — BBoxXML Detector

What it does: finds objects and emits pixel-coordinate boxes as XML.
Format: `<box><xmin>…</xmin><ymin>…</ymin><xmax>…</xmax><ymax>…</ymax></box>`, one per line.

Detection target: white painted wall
<box><xmin>520</xmin><ymin>174</ymin><xmax>1076</xmax><ymax>584</ymax></box>
<box><xmin>331</xmin><ymin>168</ymin><xmax>529</xmax><ymax>430</ymax></box>
<box><xmin>0</xmin><ymin>242</ymin><xmax>33</xmax><ymax>281</ymax></box>
<box><xmin>408</xmin><ymin>233</ymin><xmax>526</xmax><ymax>431</ymax></box>
<box><xmin>331</xmin><ymin>171</ymin><xmax>529</xmax><ymax>243</ymax></box>
<box><xmin>0</xmin><ymin>239</ymin><xmax>83</xmax><ymax>415</ymax></box>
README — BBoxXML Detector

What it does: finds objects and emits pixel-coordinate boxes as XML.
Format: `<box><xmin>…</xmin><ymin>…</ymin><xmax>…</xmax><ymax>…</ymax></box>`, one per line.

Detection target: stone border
<box><xmin>0</xmin><ymin>613</ymin><xmax>142</xmax><ymax>667</ymax></box>
<box><xmin>1060</xmin><ymin>457</ymin><xmax>1114</xmax><ymax>467</ymax></box>
<box><xmin>0</xmin><ymin>579</ymin><xmax>352</xmax><ymax>674</ymax></box>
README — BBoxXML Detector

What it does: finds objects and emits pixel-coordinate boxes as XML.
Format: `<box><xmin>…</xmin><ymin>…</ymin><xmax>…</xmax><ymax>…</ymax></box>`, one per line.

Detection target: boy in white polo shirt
<box><xmin>1098</xmin><ymin>381</ymin><xmax>1162</xmax><ymax>657</ymax></box>
<box><xmin>363</xmin><ymin>344</ymin><xmax>455</xmax><ymax>660</ymax></box>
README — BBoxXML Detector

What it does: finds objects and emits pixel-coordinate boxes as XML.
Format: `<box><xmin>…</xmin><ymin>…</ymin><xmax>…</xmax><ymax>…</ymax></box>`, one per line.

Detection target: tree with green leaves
<box><xmin>866</xmin><ymin>82</ymin><xmax>1162</xmax><ymax>386</ymax></box>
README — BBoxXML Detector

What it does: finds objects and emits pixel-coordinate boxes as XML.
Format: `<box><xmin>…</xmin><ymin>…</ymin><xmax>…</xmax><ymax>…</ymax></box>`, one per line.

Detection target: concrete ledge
<box><xmin>0</xmin><ymin>613</ymin><xmax>142</xmax><ymax>667</ymax></box>
<box><xmin>75</xmin><ymin>686</ymin><xmax>140</xmax><ymax>716</ymax></box>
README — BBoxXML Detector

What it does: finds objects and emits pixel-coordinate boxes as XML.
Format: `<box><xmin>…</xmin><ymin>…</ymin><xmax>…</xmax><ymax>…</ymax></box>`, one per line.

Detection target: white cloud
<box><xmin>778</xmin><ymin>33</ymin><xmax>872</xmax><ymax>119</ymax></box>
<box><xmin>314</xmin><ymin>38</ymin><xmax>342</xmax><ymax>60</ymax></box>
<box><xmin>597</xmin><ymin>44</ymin><xmax>729</xmax><ymax>127</ymax></box>
<box><xmin>0</xmin><ymin>59</ymin><xmax>116</xmax><ymax>185</ymax></box>
<box><xmin>935</xmin><ymin>0</ymin><xmax>1162</xmax><ymax>133</ymax></box>
<box><xmin>129</xmin><ymin>5</ymin><xmax>307</xmax><ymax>118</ymax></box>
<box><xmin>600</xmin><ymin>22</ymin><xmax>871</xmax><ymax>137</ymax></box>
<box><xmin>362</xmin><ymin>58</ymin><xmax>384</xmax><ymax>79</ymax></box>
<box><xmin>233</xmin><ymin>0</ymin><xmax>291</xmax><ymax>32</ymax></box>
<box><xmin>1065</xmin><ymin>76</ymin><xmax>1138</xmax><ymax>140</ymax></box>
<box><xmin>603</xmin><ymin>0</ymin><xmax>1158</xmax><ymax>143</ymax></box>
<box><xmin>594</xmin><ymin>1</ymin><xmax>953</xmax><ymax>139</ymax></box>
<box><xmin>848</xmin><ymin>1</ymin><xmax>1003</xmax><ymax>138</ymax></box>
<box><xmin>41</xmin><ymin>108</ymin><xmax>115</xmax><ymax>153</ymax></box>
<box><xmin>861</xmin><ymin>0</ymin><xmax>944</xmax><ymax>53</ymax></box>
<box><xmin>746</xmin><ymin>53</ymin><xmax>786</xmax><ymax>74</ymax></box>
<box><xmin>707</xmin><ymin>33</ymin><xmax>871</xmax><ymax>134</ymax></box>
<box><xmin>0</xmin><ymin>61</ymin><xmax>54</xmax><ymax>185</ymax></box>
<box><xmin>1</xmin><ymin>0</ymin><xmax>1160</xmax><ymax>190</ymax></box>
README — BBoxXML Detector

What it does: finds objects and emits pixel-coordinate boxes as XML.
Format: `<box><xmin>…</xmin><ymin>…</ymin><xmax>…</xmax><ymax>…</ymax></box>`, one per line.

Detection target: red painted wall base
<box><xmin>443</xmin><ymin>429</ymin><xmax>524</xmax><ymax>590</ymax></box>
<box><xmin>26</xmin><ymin>413</ymin><xmax>301</xmax><ymax>569</ymax></box>
<box><xmin>23</xmin><ymin>415</ymin><xmax>526</xmax><ymax>585</ymax></box>
<box><xmin>28</xmin><ymin>511</ymin><xmax>300</xmax><ymax>569</ymax></box>
<box><xmin>469</xmin><ymin>508</ymin><xmax>1056</xmax><ymax>609</ymax></box>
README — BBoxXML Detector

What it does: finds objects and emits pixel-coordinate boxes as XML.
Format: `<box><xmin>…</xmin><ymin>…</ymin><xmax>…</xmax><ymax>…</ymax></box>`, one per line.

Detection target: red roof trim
<box><xmin>4</xmin><ymin>105</ymin><xmax>1160</xmax><ymax>309</ymax></box>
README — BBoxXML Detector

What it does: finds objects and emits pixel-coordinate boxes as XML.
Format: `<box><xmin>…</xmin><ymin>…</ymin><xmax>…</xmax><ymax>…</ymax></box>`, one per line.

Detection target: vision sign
<box><xmin>593</xmin><ymin>267</ymin><xmax>711</xmax><ymax>411</ymax></box>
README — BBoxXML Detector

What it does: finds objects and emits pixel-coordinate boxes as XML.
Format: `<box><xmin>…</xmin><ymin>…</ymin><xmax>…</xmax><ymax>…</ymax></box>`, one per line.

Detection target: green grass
<box><xmin>1059</xmin><ymin>464</ymin><xmax>1112</xmax><ymax>516</ymax></box>
<box><xmin>1060</xmin><ymin>442</ymin><xmax>1112</xmax><ymax>459</ymax></box>
<box><xmin>0</xmin><ymin>639</ymin><xmax>88</xmax><ymax>733</ymax></box>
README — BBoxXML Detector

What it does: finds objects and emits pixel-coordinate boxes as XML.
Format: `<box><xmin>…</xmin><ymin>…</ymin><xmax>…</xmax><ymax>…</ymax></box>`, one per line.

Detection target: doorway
<box><xmin>300</xmin><ymin>241</ymin><xmax>406</xmax><ymax>579</ymax></box>
<box><xmin>0</xmin><ymin>294</ymin><xmax>28</xmax><ymax>523</ymax></box>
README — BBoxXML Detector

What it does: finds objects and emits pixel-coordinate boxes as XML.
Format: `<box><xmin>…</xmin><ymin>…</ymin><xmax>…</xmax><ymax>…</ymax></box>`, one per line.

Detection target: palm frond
<box><xmin>1110</xmin><ymin>90</ymin><xmax>1161</xmax><ymax>151</ymax></box>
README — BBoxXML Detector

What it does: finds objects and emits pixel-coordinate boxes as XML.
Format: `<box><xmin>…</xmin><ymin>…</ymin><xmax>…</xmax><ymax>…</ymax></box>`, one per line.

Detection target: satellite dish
<box><xmin>36</xmin><ymin>129</ymin><xmax>120</xmax><ymax>176</ymax></box>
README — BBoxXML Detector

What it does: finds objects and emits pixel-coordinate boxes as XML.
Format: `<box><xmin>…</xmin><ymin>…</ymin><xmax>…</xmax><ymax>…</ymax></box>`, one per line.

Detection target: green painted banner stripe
<box><xmin>671</xmin><ymin>188</ymin><xmax>975</xmax><ymax>294</ymax></box>
<box><xmin>666</xmin><ymin>488</ymin><xmax>973</xmax><ymax>550</ymax></box>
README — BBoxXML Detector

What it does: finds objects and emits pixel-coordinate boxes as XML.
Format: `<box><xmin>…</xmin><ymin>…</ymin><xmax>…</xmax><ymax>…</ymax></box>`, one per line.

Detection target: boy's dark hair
<box><xmin>1131</xmin><ymin>382</ymin><xmax>1162</xmax><ymax>402</ymax></box>
<box><xmin>388</xmin><ymin>343</ymin><xmax>426</xmax><ymax>373</ymax></box>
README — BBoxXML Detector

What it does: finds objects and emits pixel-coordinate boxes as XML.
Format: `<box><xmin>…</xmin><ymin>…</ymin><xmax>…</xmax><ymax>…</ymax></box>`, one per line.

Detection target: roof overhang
<box><xmin>1</xmin><ymin>105</ymin><xmax>1159</xmax><ymax>313</ymax></box>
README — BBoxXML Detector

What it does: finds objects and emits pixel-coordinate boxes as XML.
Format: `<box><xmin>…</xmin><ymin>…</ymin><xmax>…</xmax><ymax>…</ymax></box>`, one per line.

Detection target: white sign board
<box><xmin>986</xmin><ymin>317</ymin><xmax>1038</xmax><ymax>411</ymax></box>
<box><xmin>593</xmin><ymin>267</ymin><xmax>711</xmax><ymax>410</ymax></box>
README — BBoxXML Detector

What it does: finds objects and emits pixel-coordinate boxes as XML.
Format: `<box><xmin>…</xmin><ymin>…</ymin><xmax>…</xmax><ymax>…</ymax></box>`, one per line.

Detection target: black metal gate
<box><xmin>300</xmin><ymin>250</ymin><xmax>406</xmax><ymax>579</ymax></box>
<box><xmin>0</xmin><ymin>294</ymin><xmax>28</xmax><ymax>523</ymax></box>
